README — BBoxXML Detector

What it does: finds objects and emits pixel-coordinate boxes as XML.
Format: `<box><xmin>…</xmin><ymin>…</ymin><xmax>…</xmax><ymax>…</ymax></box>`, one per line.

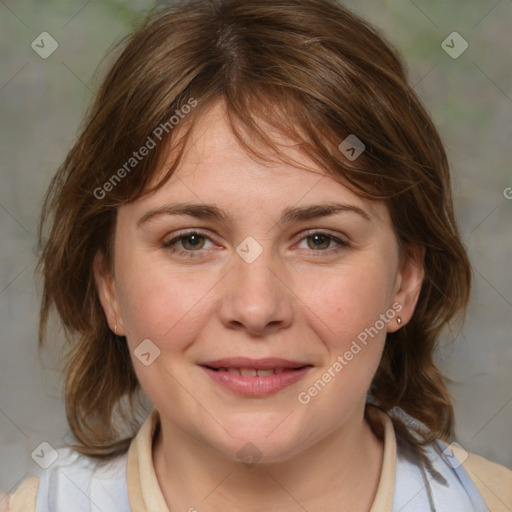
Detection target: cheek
<box><xmin>294</xmin><ymin>268</ymin><xmax>393</xmax><ymax>424</ymax></box>
<box><xmin>292</xmin><ymin>259</ymin><xmax>396</xmax><ymax>410</ymax></box>
<box><xmin>115</xmin><ymin>256</ymin><xmax>220</xmax><ymax>350</ymax></box>
<box><xmin>114</xmin><ymin>259</ymin><xmax>221</xmax><ymax>401</ymax></box>
<box><xmin>300</xmin><ymin>260</ymin><xmax>396</xmax><ymax>347</ymax></box>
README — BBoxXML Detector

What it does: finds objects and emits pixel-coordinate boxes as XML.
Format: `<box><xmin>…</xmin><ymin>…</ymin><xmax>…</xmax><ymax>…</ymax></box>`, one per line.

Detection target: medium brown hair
<box><xmin>38</xmin><ymin>0</ymin><xmax>471</xmax><ymax>461</ymax></box>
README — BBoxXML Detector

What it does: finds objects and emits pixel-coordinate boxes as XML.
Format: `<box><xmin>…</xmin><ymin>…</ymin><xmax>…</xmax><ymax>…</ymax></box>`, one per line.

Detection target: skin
<box><xmin>94</xmin><ymin>100</ymin><xmax>424</xmax><ymax>511</ymax></box>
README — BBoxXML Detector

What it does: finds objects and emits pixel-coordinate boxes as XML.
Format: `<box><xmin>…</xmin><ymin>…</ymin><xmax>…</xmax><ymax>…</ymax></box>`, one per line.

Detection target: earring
<box><xmin>397</xmin><ymin>317</ymin><xmax>402</xmax><ymax>325</ymax></box>
<box><xmin>114</xmin><ymin>324</ymin><xmax>118</xmax><ymax>335</ymax></box>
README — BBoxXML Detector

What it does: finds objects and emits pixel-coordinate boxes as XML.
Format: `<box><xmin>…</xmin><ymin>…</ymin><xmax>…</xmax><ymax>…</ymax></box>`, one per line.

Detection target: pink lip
<box><xmin>199</xmin><ymin>357</ymin><xmax>313</xmax><ymax>397</ymax></box>
<box><xmin>199</xmin><ymin>357</ymin><xmax>310</xmax><ymax>370</ymax></box>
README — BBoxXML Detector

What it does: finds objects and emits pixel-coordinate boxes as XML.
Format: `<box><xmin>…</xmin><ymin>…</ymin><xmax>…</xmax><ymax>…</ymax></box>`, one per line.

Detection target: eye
<box><xmin>296</xmin><ymin>231</ymin><xmax>350</xmax><ymax>253</ymax></box>
<box><xmin>161</xmin><ymin>229</ymin><xmax>351</xmax><ymax>259</ymax></box>
<box><xmin>162</xmin><ymin>230</ymin><xmax>216</xmax><ymax>257</ymax></box>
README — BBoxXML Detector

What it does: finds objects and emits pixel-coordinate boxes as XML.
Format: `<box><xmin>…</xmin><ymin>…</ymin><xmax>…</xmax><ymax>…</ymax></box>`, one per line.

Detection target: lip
<box><xmin>199</xmin><ymin>357</ymin><xmax>310</xmax><ymax>370</ymax></box>
<box><xmin>199</xmin><ymin>357</ymin><xmax>313</xmax><ymax>397</ymax></box>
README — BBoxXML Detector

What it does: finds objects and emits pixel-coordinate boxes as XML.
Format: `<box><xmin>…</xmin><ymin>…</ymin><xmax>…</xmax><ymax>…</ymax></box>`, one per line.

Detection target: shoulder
<box><xmin>7</xmin><ymin>477</ymin><xmax>39</xmax><ymax>512</ymax></box>
<box><xmin>462</xmin><ymin>449</ymin><xmax>512</xmax><ymax>512</ymax></box>
<box><xmin>8</xmin><ymin>447</ymin><xmax>130</xmax><ymax>512</ymax></box>
<box><xmin>375</xmin><ymin>406</ymin><xmax>512</xmax><ymax>512</ymax></box>
<box><xmin>395</xmin><ymin>438</ymin><xmax>512</xmax><ymax>512</ymax></box>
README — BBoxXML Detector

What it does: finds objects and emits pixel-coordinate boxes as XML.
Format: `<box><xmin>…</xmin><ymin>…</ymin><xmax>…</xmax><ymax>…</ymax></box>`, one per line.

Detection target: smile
<box><xmin>200</xmin><ymin>361</ymin><xmax>313</xmax><ymax>397</ymax></box>
<box><xmin>208</xmin><ymin>367</ymin><xmax>305</xmax><ymax>377</ymax></box>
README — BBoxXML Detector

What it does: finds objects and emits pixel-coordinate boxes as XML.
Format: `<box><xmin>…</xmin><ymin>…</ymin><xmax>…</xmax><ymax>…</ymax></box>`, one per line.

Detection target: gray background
<box><xmin>1</xmin><ymin>0</ymin><xmax>511</xmax><ymax>503</ymax></box>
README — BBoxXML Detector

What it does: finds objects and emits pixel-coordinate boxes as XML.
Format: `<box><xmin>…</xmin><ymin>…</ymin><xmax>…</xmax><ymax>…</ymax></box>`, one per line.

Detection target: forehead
<box><xmin>131</xmin><ymin>100</ymin><xmax>386</xmax><ymax>223</ymax></box>
<box><xmin>172</xmin><ymin>100</ymin><xmax>324</xmax><ymax>179</ymax></box>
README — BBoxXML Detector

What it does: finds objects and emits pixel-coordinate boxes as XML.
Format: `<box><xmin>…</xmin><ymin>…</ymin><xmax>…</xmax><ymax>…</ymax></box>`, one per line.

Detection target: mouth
<box><xmin>199</xmin><ymin>357</ymin><xmax>313</xmax><ymax>397</ymax></box>
<box><xmin>203</xmin><ymin>366</ymin><xmax>311</xmax><ymax>377</ymax></box>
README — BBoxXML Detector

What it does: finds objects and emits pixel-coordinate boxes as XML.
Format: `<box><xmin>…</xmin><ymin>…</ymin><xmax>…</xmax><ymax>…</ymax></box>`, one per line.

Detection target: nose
<box><xmin>217</xmin><ymin>247</ymin><xmax>295</xmax><ymax>337</ymax></box>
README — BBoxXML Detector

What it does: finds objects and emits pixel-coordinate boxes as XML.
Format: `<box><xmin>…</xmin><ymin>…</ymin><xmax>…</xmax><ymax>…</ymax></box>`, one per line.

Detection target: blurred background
<box><xmin>1</xmin><ymin>0</ymin><xmax>511</xmax><ymax>502</ymax></box>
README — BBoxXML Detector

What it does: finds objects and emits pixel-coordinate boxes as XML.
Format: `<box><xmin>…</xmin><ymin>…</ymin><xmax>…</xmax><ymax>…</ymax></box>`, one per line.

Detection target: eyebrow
<box><xmin>137</xmin><ymin>201</ymin><xmax>371</xmax><ymax>227</ymax></box>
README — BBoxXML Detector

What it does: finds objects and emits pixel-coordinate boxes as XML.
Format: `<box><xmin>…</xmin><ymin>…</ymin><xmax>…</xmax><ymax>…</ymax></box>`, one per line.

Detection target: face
<box><xmin>95</xmin><ymin>100</ymin><xmax>424</xmax><ymax>463</ymax></box>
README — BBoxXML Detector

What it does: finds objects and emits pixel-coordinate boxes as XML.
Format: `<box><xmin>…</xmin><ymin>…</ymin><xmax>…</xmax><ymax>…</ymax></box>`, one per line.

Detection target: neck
<box><xmin>153</xmin><ymin>405</ymin><xmax>384</xmax><ymax>512</ymax></box>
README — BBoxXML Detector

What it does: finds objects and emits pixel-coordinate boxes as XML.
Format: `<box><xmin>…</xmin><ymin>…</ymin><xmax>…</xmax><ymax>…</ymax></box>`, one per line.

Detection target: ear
<box><xmin>387</xmin><ymin>244</ymin><xmax>425</xmax><ymax>333</ymax></box>
<box><xmin>93</xmin><ymin>251</ymin><xmax>125</xmax><ymax>336</ymax></box>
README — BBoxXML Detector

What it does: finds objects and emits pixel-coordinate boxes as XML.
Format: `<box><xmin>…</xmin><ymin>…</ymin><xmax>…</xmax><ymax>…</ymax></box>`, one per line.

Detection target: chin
<box><xmin>206</xmin><ymin>418</ymin><xmax>309</xmax><ymax>465</ymax></box>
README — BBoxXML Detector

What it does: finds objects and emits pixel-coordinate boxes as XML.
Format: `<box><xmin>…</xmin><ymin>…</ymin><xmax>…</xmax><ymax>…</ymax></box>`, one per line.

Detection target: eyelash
<box><xmin>161</xmin><ymin>229</ymin><xmax>351</xmax><ymax>259</ymax></box>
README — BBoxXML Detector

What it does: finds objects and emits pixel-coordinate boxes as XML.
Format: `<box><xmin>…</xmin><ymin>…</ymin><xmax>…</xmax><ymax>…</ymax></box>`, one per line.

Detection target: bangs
<box><xmin>133</xmin><ymin>84</ymin><xmax>414</xmax><ymax>210</ymax></box>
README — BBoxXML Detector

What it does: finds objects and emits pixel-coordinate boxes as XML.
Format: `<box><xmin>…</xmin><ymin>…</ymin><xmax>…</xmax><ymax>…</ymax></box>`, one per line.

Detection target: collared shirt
<box><xmin>7</xmin><ymin>407</ymin><xmax>512</xmax><ymax>511</ymax></box>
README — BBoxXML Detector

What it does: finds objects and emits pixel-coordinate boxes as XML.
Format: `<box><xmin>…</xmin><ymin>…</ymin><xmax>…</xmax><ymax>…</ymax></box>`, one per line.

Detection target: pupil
<box><xmin>185</xmin><ymin>234</ymin><xmax>203</xmax><ymax>249</ymax></box>
<box><xmin>309</xmin><ymin>234</ymin><xmax>329</xmax><ymax>250</ymax></box>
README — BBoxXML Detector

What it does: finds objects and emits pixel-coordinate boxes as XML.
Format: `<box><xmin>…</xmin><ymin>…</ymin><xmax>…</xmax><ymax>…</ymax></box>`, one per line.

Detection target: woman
<box><xmin>8</xmin><ymin>0</ymin><xmax>511</xmax><ymax>510</ymax></box>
